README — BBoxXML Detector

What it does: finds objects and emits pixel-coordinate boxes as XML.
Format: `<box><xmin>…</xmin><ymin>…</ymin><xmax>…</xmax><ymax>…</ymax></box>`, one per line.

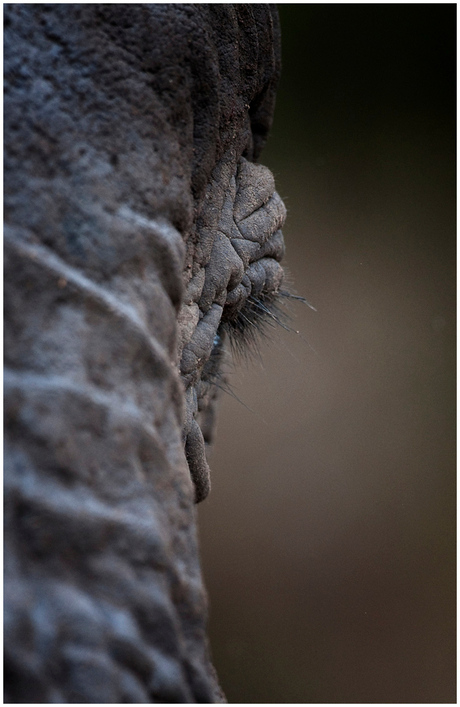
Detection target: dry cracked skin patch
<box><xmin>178</xmin><ymin>156</ymin><xmax>287</xmax><ymax>502</ymax></box>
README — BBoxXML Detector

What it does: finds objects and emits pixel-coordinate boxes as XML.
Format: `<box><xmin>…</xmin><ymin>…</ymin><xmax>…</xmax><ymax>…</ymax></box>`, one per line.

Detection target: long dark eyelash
<box><xmin>201</xmin><ymin>332</ymin><xmax>265</xmax><ymax>417</ymax></box>
<box><xmin>220</xmin><ymin>288</ymin><xmax>314</xmax><ymax>361</ymax></box>
<box><xmin>220</xmin><ymin>293</ymin><xmax>276</xmax><ymax>360</ymax></box>
<box><xmin>198</xmin><ymin>334</ymin><xmax>251</xmax><ymax>412</ymax></box>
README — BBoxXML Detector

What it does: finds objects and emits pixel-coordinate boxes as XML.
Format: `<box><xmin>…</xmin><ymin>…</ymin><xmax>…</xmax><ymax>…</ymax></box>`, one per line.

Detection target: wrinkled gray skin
<box><xmin>4</xmin><ymin>4</ymin><xmax>285</xmax><ymax>703</ymax></box>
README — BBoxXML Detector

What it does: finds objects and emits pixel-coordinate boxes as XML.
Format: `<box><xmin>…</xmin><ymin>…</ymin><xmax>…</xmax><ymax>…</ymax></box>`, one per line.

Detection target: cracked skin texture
<box><xmin>181</xmin><ymin>155</ymin><xmax>286</xmax><ymax>502</ymax></box>
<box><xmin>4</xmin><ymin>4</ymin><xmax>284</xmax><ymax>703</ymax></box>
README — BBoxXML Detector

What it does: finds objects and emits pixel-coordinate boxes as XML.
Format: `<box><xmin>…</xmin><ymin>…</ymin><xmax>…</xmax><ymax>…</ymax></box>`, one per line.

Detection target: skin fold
<box><xmin>4</xmin><ymin>4</ymin><xmax>284</xmax><ymax>702</ymax></box>
<box><xmin>181</xmin><ymin>154</ymin><xmax>286</xmax><ymax>502</ymax></box>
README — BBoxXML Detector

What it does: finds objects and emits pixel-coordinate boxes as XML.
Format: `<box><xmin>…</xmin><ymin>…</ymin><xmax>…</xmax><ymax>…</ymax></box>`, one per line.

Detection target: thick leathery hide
<box><xmin>5</xmin><ymin>4</ymin><xmax>281</xmax><ymax>703</ymax></box>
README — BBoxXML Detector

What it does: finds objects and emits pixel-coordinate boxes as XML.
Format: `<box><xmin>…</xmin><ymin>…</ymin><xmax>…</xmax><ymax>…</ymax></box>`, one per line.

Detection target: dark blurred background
<box><xmin>198</xmin><ymin>5</ymin><xmax>456</xmax><ymax>703</ymax></box>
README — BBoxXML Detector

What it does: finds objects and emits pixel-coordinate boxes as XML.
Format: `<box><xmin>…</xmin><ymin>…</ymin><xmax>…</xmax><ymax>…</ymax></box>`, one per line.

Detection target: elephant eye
<box><xmin>201</xmin><ymin>330</ymin><xmax>226</xmax><ymax>385</ymax></box>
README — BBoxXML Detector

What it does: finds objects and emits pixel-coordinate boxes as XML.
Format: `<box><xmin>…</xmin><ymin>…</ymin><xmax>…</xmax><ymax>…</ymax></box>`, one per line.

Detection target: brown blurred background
<box><xmin>198</xmin><ymin>5</ymin><xmax>456</xmax><ymax>703</ymax></box>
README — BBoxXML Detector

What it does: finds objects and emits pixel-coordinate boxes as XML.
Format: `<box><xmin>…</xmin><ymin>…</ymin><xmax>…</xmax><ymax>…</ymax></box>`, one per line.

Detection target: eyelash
<box><xmin>219</xmin><ymin>288</ymin><xmax>304</xmax><ymax>361</ymax></box>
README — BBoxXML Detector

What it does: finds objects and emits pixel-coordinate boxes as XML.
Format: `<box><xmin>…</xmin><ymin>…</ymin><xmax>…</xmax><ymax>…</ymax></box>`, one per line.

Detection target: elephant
<box><xmin>4</xmin><ymin>4</ymin><xmax>287</xmax><ymax>702</ymax></box>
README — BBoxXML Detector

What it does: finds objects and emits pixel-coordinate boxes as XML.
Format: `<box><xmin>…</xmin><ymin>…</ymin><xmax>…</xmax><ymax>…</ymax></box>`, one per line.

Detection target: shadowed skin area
<box><xmin>4</xmin><ymin>4</ymin><xmax>283</xmax><ymax>703</ymax></box>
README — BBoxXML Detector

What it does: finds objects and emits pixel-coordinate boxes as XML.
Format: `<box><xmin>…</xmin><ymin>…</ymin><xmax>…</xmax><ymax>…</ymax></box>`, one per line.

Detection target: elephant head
<box><xmin>4</xmin><ymin>4</ymin><xmax>285</xmax><ymax>702</ymax></box>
